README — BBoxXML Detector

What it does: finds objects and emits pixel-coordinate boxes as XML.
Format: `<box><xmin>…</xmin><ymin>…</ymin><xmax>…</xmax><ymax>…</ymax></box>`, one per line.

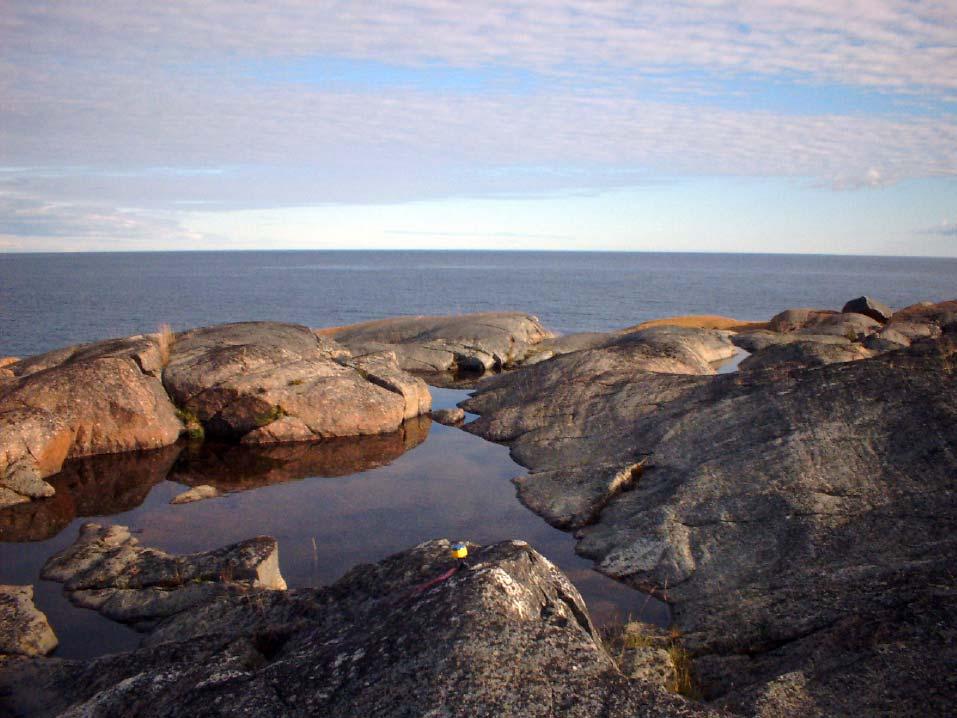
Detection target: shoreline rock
<box><xmin>462</xmin><ymin>304</ymin><xmax>957</xmax><ymax>716</ymax></box>
<box><xmin>0</xmin><ymin>538</ymin><xmax>717</xmax><ymax>718</ymax></box>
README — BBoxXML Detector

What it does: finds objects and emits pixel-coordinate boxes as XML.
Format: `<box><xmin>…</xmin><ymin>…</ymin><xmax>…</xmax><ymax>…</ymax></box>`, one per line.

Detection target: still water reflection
<box><xmin>0</xmin><ymin>387</ymin><xmax>667</xmax><ymax>659</ymax></box>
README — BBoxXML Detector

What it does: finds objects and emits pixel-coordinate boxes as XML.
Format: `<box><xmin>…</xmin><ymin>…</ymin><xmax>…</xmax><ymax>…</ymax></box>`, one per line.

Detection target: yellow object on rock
<box><xmin>451</xmin><ymin>542</ymin><xmax>468</xmax><ymax>559</ymax></box>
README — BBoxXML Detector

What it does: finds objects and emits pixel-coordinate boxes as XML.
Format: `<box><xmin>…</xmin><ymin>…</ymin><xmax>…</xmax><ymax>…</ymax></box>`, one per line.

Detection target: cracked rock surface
<box><xmin>0</xmin><ymin>539</ymin><xmax>715</xmax><ymax>718</ymax></box>
<box><xmin>463</xmin><ymin>325</ymin><xmax>957</xmax><ymax>716</ymax></box>
<box><xmin>163</xmin><ymin>322</ymin><xmax>429</xmax><ymax>443</ymax></box>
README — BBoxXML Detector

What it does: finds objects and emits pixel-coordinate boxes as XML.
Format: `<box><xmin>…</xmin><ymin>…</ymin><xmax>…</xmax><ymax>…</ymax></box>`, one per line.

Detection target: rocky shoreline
<box><xmin>2</xmin><ymin>301</ymin><xmax>955</xmax><ymax>716</ymax></box>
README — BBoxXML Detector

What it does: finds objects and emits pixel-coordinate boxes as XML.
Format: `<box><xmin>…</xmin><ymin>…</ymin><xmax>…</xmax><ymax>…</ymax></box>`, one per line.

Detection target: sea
<box><xmin>1</xmin><ymin>250</ymin><xmax>954</xmax><ymax>659</ymax></box>
<box><xmin>2</xmin><ymin>250</ymin><xmax>955</xmax><ymax>357</ymax></box>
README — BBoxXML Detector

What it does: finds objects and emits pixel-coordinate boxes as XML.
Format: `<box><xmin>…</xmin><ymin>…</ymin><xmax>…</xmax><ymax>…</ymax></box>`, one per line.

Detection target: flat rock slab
<box><xmin>321</xmin><ymin>312</ymin><xmax>553</xmax><ymax>373</ymax></box>
<box><xmin>41</xmin><ymin>523</ymin><xmax>286</xmax><ymax>630</ymax></box>
<box><xmin>163</xmin><ymin>322</ymin><xmax>426</xmax><ymax>443</ymax></box>
<box><xmin>463</xmin><ymin>325</ymin><xmax>957</xmax><ymax>716</ymax></box>
<box><xmin>0</xmin><ymin>540</ymin><xmax>717</xmax><ymax>718</ymax></box>
<box><xmin>0</xmin><ymin>585</ymin><xmax>57</xmax><ymax>657</ymax></box>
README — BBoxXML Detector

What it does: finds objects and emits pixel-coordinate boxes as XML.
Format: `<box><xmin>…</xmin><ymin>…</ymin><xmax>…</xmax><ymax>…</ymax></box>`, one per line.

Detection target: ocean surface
<box><xmin>1</xmin><ymin>250</ymin><xmax>954</xmax><ymax>659</ymax></box>
<box><xmin>2</xmin><ymin>250</ymin><xmax>955</xmax><ymax>357</ymax></box>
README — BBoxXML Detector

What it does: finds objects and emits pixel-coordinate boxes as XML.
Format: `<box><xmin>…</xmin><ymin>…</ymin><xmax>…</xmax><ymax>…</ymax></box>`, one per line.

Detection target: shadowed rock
<box><xmin>0</xmin><ymin>335</ymin><xmax>183</xmax><ymax>508</ymax></box>
<box><xmin>0</xmin><ymin>585</ymin><xmax>57</xmax><ymax>657</ymax></box>
<box><xmin>1</xmin><ymin>539</ymin><xmax>716</xmax><ymax>718</ymax></box>
<box><xmin>841</xmin><ymin>296</ymin><xmax>892</xmax><ymax>323</ymax></box>
<box><xmin>163</xmin><ymin>322</ymin><xmax>426</xmax><ymax>444</ymax></box>
<box><xmin>738</xmin><ymin>340</ymin><xmax>873</xmax><ymax>371</ymax></box>
<box><xmin>41</xmin><ymin>523</ymin><xmax>286</xmax><ymax>631</ymax></box>
<box><xmin>320</xmin><ymin>312</ymin><xmax>553</xmax><ymax>373</ymax></box>
<box><xmin>731</xmin><ymin>330</ymin><xmax>851</xmax><ymax>354</ymax></box>
<box><xmin>463</xmin><ymin>329</ymin><xmax>957</xmax><ymax>716</ymax></box>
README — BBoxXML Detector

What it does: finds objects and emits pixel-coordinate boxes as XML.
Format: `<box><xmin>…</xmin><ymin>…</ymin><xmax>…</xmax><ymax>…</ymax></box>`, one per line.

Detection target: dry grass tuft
<box><xmin>157</xmin><ymin>323</ymin><xmax>175</xmax><ymax>367</ymax></box>
<box><xmin>621</xmin><ymin>315</ymin><xmax>768</xmax><ymax>333</ymax></box>
<box><xmin>666</xmin><ymin>628</ymin><xmax>701</xmax><ymax>700</ymax></box>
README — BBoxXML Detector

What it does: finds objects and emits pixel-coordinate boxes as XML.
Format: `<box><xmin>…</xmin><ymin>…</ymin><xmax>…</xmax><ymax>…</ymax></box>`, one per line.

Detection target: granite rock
<box><xmin>0</xmin><ymin>585</ymin><xmax>58</xmax><ymax>657</ymax></box>
<box><xmin>1</xmin><ymin>540</ymin><xmax>716</xmax><ymax>718</ymax></box>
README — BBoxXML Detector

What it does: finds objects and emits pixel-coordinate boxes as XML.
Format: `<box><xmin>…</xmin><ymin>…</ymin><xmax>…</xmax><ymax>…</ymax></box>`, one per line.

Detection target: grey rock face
<box><xmin>322</xmin><ymin>312</ymin><xmax>553</xmax><ymax>374</ymax></box>
<box><xmin>1</xmin><ymin>539</ymin><xmax>716</xmax><ymax>718</ymax></box>
<box><xmin>0</xmin><ymin>336</ymin><xmax>183</xmax><ymax>508</ymax></box>
<box><xmin>841</xmin><ymin>295</ymin><xmax>893</xmax><ymax>323</ymax></box>
<box><xmin>0</xmin><ymin>585</ymin><xmax>58</xmax><ymax>657</ymax></box>
<box><xmin>163</xmin><ymin>322</ymin><xmax>425</xmax><ymax>443</ymax></box>
<box><xmin>463</xmin><ymin>332</ymin><xmax>957</xmax><ymax>716</ymax></box>
<box><xmin>41</xmin><ymin>523</ymin><xmax>286</xmax><ymax>630</ymax></box>
<box><xmin>731</xmin><ymin>330</ymin><xmax>850</xmax><ymax>354</ymax></box>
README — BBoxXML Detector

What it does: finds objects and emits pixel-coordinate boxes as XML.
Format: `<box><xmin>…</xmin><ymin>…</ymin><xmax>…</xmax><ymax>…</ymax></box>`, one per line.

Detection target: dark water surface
<box><xmin>1</xmin><ymin>251</ymin><xmax>952</xmax><ymax>658</ymax></box>
<box><xmin>2</xmin><ymin>250</ymin><xmax>954</xmax><ymax>357</ymax></box>
<box><xmin>0</xmin><ymin>388</ymin><xmax>666</xmax><ymax>659</ymax></box>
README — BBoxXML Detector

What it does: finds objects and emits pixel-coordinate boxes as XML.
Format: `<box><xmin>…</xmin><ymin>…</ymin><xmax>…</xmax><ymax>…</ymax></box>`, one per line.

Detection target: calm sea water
<box><xmin>2</xmin><ymin>251</ymin><xmax>954</xmax><ymax>357</ymax></box>
<box><xmin>0</xmin><ymin>250</ymin><xmax>953</xmax><ymax>658</ymax></box>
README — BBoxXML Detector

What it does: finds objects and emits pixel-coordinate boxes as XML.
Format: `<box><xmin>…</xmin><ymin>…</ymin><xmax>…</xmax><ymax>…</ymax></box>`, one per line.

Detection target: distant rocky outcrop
<box><xmin>0</xmin><ymin>538</ymin><xmax>715</xmax><ymax>718</ymax></box>
<box><xmin>841</xmin><ymin>295</ymin><xmax>892</xmax><ymax>323</ymax></box>
<box><xmin>320</xmin><ymin>312</ymin><xmax>553</xmax><ymax>374</ymax></box>
<box><xmin>463</xmin><ymin>317</ymin><xmax>957</xmax><ymax>716</ymax></box>
<box><xmin>737</xmin><ymin>298</ymin><xmax>956</xmax><ymax>372</ymax></box>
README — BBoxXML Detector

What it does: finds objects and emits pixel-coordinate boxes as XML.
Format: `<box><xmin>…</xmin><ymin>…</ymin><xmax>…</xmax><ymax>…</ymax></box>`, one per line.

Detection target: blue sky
<box><xmin>1</xmin><ymin>1</ymin><xmax>955</xmax><ymax>255</ymax></box>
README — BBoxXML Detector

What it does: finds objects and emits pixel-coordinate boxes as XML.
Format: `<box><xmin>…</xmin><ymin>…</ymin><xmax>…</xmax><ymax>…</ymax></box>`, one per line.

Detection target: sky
<box><xmin>1</xmin><ymin>1</ymin><xmax>956</xmax><ymax>255</ymax></box>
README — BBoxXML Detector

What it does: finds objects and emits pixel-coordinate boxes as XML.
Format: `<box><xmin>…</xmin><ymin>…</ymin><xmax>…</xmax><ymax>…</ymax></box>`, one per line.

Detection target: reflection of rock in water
<box><xmin>0</xmin><ymin>419</ymin><xmax>431</xmax><ymax>542</ymax></box>
<box><xmin>169</xmin><ymin>416</ymin><xmax>431</xmax><ymax>491</ymax></box>
<box><xmin>0</xmin><ymin>445</ymin><xmax>182</xmax><ymax>542</ymax></box>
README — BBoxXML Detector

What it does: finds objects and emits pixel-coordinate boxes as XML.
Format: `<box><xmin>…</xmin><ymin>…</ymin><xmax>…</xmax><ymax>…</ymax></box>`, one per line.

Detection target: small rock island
<box><xmin>1</xmin><ymin>300</ymin><xmax>955</xmax><ymax>717</ymax></box>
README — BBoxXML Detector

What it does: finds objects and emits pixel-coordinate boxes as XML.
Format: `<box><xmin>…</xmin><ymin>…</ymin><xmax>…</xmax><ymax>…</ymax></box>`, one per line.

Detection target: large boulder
<box><xmin>0</xmin><ymin>539</ymin><xmax>716</xmax><ymax>718</ymax></box>
<box><xmin>841</xmin><ymin>296</ymin><xmax>892</xmax><ymax>323</ymax></box>
<box><xmin>462</xmin><ymin>333</ymin><xmax>957</xmax><ymax>716</ymax></box>
<box><xmin>162</xmin><ymin>322</ymin><xmax>427</xmax><ymax>443</ymax></box>
<box><xmin>41</xmin><ymin>523</ymin><xmax>286</xmax><ymax>631</ymax></box>
<box><xmin>0</xmin><ymin>585</ymin><xmax>57</xmax><ymax>657</ymax></box>
<box><xmin>320</xmin><ymin>312</ymin><xmax>553</xmax><ymax>374</ymax></box>
<box><xmin>0</xmin><ymin>335</ymin><xmax>183</xmax><ymax>508</ymax></box>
